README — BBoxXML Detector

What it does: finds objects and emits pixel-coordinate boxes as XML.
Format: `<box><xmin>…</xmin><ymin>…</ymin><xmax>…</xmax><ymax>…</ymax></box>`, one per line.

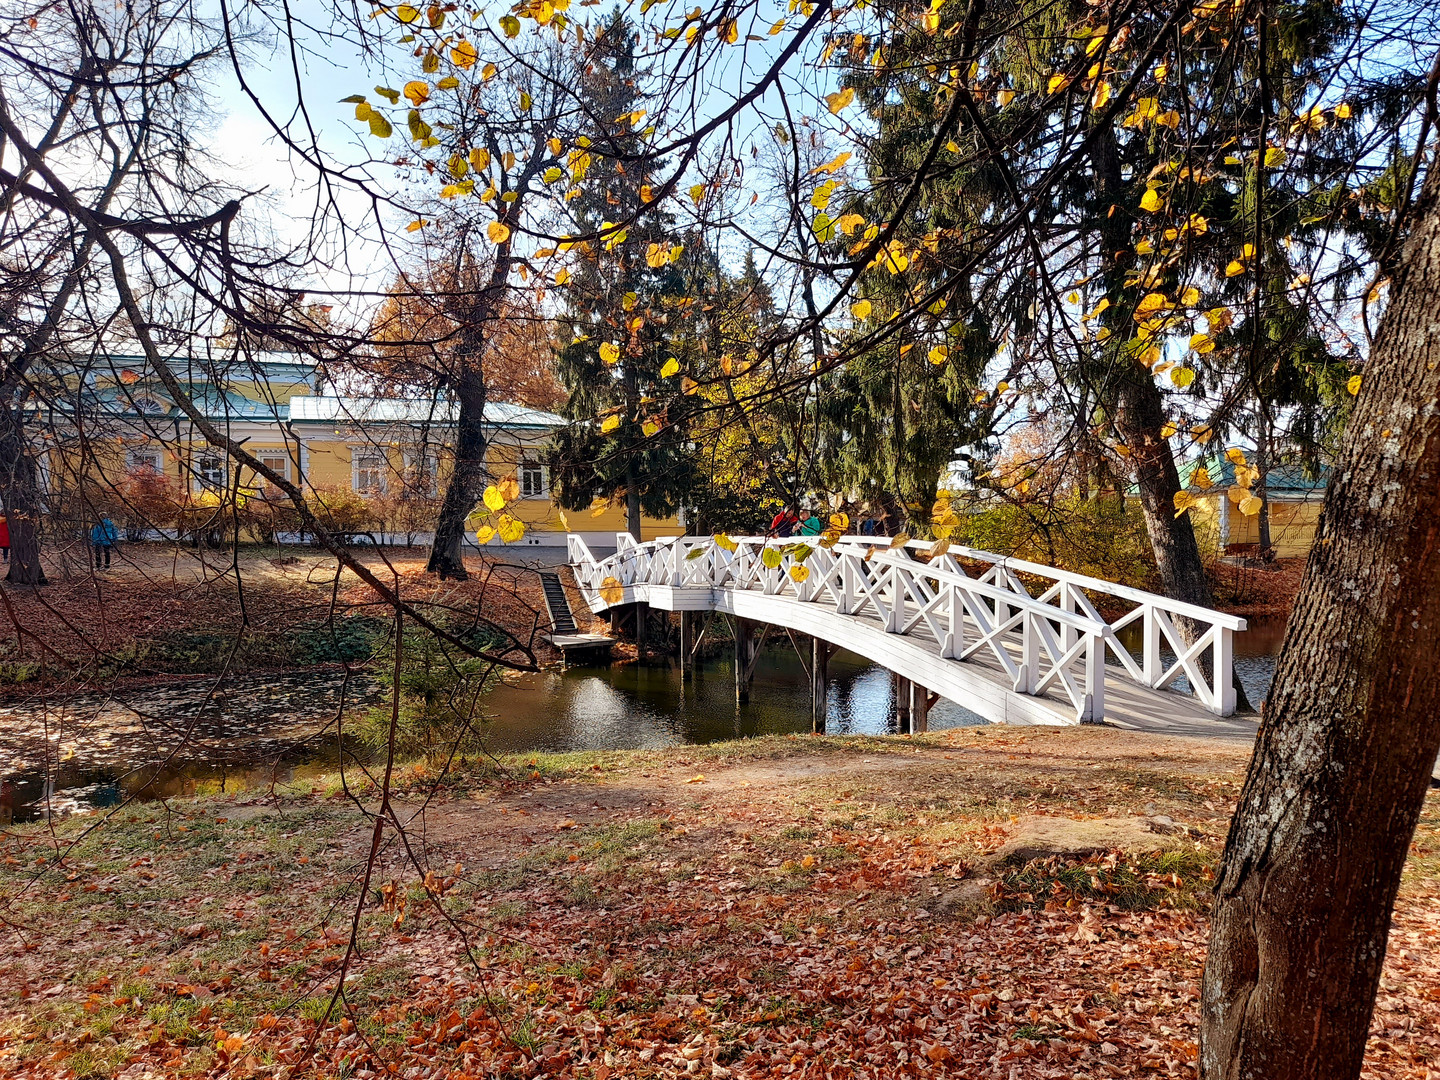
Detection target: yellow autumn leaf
<box><xmin>554</xmin><ymin>268</ymin><xmax>570</xmax><ymax>286</ymax></box>
<box><xmin>1347</xmin><ymin>374</ymin><xmax>1361</xmax><ymax>396</ymax></box>
<box><xmin>403</xmin><ymin>81</ymin><xmax>430</xmax><ymax>106</ymax></box>
<box><xmin>789</xmin><ymin>564</ymin><xmax>810</xmax><ymax>583</ymax></box>
<box><xmin>714</xmin><ymin>532</ymin><xmax>738</xmax><ymax>552</ymax></box>
<box><xmin>1225</xmin><ymin>447</ymin><xmax>1248</xmax><ymax>465</ymax></box>
<box><xmin>812</xmin><ymin>151</ymin><xmax>851</xmax><ymax>176</ymax></box>
<box><xmin>1139</xmin><ymin>188</ymin><xmax>1162</xmax><ymax>212</ymax></box>
<box><xmin>837</xmin><ymin>212</ymin><xmax>865</xmax><ymax>235</ymax></box>
<box><xmin>396</xmin><ymin>4</ymin><xmax>419</xmax><ymax>20</ymax></box>
<box><xmin>1335</xmin><ymin>102</ymin><xmax>1352</xmax><ymax>120</ymax></box>
<box><xmin>1136</xmin><ymin>292</ymin><xmax>1170</xmax><ymax>316</ymax></box>
<box><xmin>1161</xmin><ymin>421</ymin><xmax>1178</xmax><ymax>438</ymax></box>
<box><xmin>927</xmin><ymin>345</ymin><xmax>948</xmax><ymax>366</ymax></box>
<box><xmin>475</xmin><ymin>525</ymin><xmax>495</xmax><ymax>545</ymax></box>
<box><xmin>600</xmin><ymin>414</ymin><xmax>621</xmax><ymax>433</ymax></box>
<box><xmin>450</xmin><ymin>41</ymin><xmax>478</xmax><ymax>68</ymax></box>
<box><xmin>1173</xmin><ymin>490</ymin><xmax>1197</xmax><ymax>516</ymax></box>
<box><xmin>1189</xmin><ymin>332</ymin><xmax>1215</xmax><ymax>354</ymax></box>
<box><xmin>498</xmin><ymin>476</ymin><xmax>520</xmax><ymax>501</ymax></box>
<box><xmin>1180</xmin><ymin>286</ymin><xmax>1200</xmax><ymax>306</ymax></box>
<box><xmin>824</xmin><ymin>87</ymin><xmax>855</xmax><ymax>113</ymax></box>
<box><xmin>1193</xmin><ymin>466</ymin><xmax>1214</xmax><ymax>490</ymax></box>
<box><xmin>660</xmin><ymin>357</ymin><xmax>680</xmax><ymax>377</ymax></box>
<box><xmin>851</xmin><ymin>299</ymin><xmax>872</xmax><ymax>319</ymax></box>
<box><xmin>1046</xmin><ymin>72</ymin><xmax>1071</xmax><ymax>94</ymax></box>
<box><xmin>482</xmin><ymin>485</ymin><xmax>505</xmax><ymax>511</ymax></box>
<box><xmin>497</xmin><ymin>514</ymin><xmax>525</xmax><ymax>543</ymax></box>
<box><xmin>1238</xmin><ymin>494</ymin><xmax>1263</xmax><ymax>517</ymax></box>
<box><xmin>1171</xmin><ymin>367</ymin><xmax>1196</xmax><ymax>388</ymax></box>
<box><xmin>599</xmin><ymin>342</ymin><xmax>620</xmax><ymax>365</ymax></box>
<box><xmin>487</xmin><ymin>221</ymin><xmax>511</xmax><ymax>244</ymax></box>
<box><xmin>599</xmin><ymin>576</ymin><xmax>624</xmax><ymax>604</ymax></box>
<box><xmin>1225</xmin><ymin>259</ymin><xmax>1247</xmax><ymax>277</ymax></box>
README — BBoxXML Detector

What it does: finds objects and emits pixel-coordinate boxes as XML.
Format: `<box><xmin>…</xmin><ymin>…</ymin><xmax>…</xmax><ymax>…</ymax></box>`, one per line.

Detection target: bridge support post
<box><xmin>735</xmin><ymin>617</ymin><xmax>757</xmax><ymax>705</ymax></box>
<box><xmin>894</xmin><ymin>672</ymin><xmax>912</xmax><ymax>734</ymax></box>
<box><xmin>635</xmin><ymin>602</ymin><xmax>648</xmax><ymax>657</ymax></box>
<box><xmin>910</xmin><ymin>681</ymin><xmax>930</xmax><ymax>733</ymax></box>
<box><xmin>810</xmin><ymin>637</ymin><xmax>833</xmax><ymax>734</ymax></box>
<box><xmin>679</xmin><ymin>611</ymin><xmax>693</xmax><ymax>682</ymax></box>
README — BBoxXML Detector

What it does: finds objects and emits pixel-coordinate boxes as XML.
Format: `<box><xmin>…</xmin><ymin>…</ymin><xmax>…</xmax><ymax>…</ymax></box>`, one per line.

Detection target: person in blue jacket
<box><xmin>91</xmin><ymin>516</ymin><xmax>118</xmax><ymax>569</ymax></box>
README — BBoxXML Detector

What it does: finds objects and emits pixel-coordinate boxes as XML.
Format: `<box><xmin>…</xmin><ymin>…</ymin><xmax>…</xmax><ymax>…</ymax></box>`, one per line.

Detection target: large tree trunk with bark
<box><xmin>426</xmin><ymin>362</ymin><xmax>488</xmax><ymax>580</ymax></box>
<box><xmin>1200</xmin><ymin>173</ymin><xmax>1440</xmax><ymax>1080</ymax></box>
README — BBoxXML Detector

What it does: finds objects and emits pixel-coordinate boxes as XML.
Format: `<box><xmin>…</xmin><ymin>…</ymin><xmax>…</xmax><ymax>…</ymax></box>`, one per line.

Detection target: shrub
<box><xmin>954</xmin><ymin>496</ymin><xmax>1160</xmax><ymax>592</ymax></box>
<box><xmin>355</xmin><ymin>622</ymin><xmax>508</xmax><ymax>763</ymax></box>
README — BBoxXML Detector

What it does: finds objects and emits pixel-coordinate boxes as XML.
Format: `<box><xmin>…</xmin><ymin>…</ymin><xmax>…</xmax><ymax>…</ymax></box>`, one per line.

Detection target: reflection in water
<box><xmin>2</xmin><ymin>616</ymin><xmax>1287</xmax><ymax>821</ymax></box>
<box><xmin>478</xmin><ymin>647</ymin><xmax>988</xmax><ymax>755</ymax></box>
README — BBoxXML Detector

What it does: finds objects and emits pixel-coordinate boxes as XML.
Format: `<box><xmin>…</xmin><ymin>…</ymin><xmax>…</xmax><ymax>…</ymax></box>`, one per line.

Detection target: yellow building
<box><xmin>45</xmin><ymin>352</ymin><xmax>678</xmax><ymax>556</ymax></box>
<box><xmin>1177</xmin><ymin>456</ymin><xmax>1328</xmax><ymax>559</ymax></box>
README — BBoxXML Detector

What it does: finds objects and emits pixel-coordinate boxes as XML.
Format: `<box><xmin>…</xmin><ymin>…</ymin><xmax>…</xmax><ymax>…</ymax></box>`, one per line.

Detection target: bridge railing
<box><xmin>828</xmin><ymin>537</ymin><xmax>1247</xmax><ymax>715</ymax></box>
<box><xmin>567</xmin><ymin>532</ymin><xmax>1247</xmax><ymax>718</ymax></box>
<box><xmin>570</xmin><ymin>533</ymin><xmax>1118</xmax><ymax>721</ymax></box>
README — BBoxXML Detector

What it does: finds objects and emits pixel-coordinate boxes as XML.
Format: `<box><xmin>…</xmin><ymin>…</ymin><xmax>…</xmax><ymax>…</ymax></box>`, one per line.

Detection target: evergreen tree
<box><xmin>548</xmin><ymin>11</ymin><xmax>699</xmax><ymax>538</ymax></box>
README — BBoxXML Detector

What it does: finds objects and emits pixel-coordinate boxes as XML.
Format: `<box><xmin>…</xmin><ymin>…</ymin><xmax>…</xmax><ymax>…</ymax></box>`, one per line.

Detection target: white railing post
<box><xmin>1213</xmin><ymin>627</ymin><xmax>1235</xmax><ymax>716</ymax></box>
<box><xmin>1083</xmin><ymin>629</ymin><xmax>1104</xmax><ymax>721</ymax></box>
<box><xmin>839</xmin><ymin>555</ymin><xmax>856</xmax><ymax>615</ymax></box>
<box><xmin>1060</xmin><ymin>582</ymin><xmax>1077</xmax><ymax>653</ymax></box>
<box><xmin>884</xmin><ymin>566</ymin><xmax>902</xmax><ymax>631</ymax></box>
<box><xmin>941</xmin><ymin>582</ymin><xmax>963</xmax><ymax>659</ymax></box>
<box><xmin>1015</xmin><ymin>611</ymin><xmax>1037</xmax><ymax>693</ymax></box>
<box><xmin>1143</xmin><ymin>604</ymin><xmax>1161</xmax><ymax>687</ymax></box>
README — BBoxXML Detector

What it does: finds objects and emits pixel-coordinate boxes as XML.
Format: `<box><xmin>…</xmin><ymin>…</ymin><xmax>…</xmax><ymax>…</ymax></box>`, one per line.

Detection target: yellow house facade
<box><xmin>42</xmin><ymin>352</ymin><xmax>679</xmax><ymax>556</ymax></box>
<box><xmin>1175</xmin><ymin>456</ymin><xmax>1328</xmax><ymax>559</ymax></box>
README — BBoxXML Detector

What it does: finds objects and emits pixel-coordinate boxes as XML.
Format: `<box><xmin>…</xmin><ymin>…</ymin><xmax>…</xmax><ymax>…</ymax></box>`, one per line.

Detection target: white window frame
<box><xmin>520</xmin><ymin>460</ymin><xmax>547</xmax><ymax>500</ymax></box>
<box><xmin>127</xmin><ymin>448</ymin><xmax>163</xmax><ymax>474</ymax></box>
<box><xmin>255</xmin><ymin>452</ymin><xmax>290</xmax><ymax>488</ymax></box>
<box><xmin>351</xmin><ymin>448</ymin><xmax>387</xmax><ymax>495</ymax></box>
<box><xmin>194</xmin><ymin>455</ymin><xmax>226</xmax><ymax>492</ymax></box>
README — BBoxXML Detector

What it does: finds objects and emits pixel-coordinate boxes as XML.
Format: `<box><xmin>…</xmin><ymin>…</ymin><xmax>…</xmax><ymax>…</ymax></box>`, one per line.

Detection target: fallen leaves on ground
<box><xmin>3</xmin><ymin>728</ymin><xmax>1439</xmax><ymax>1079</ymax></box>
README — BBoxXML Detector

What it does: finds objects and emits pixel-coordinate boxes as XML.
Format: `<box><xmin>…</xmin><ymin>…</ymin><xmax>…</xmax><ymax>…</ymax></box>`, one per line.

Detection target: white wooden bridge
<box><xmin>566</xmin><ymin>534</ymin><xmax>1259</xmax><ymax>738</ymax></box>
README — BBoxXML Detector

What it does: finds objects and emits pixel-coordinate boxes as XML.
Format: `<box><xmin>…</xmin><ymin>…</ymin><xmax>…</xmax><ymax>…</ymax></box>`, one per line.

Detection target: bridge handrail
<box><xmin>565</xmin><ymin>532</ymin><xmax>1243</xmax><ymax>717</ymax></box>
<box><xmin>828</xmin><ymin>536</ymin><xmax>1248</xmax><ymax>631</ymax></box>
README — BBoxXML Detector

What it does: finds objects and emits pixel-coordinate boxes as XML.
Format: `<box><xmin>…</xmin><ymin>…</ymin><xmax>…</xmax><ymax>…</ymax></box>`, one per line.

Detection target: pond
<box><xmin>0</xmin><ymin>617</ymin><xmax>1286</xmax><ymax>822</ymax></box>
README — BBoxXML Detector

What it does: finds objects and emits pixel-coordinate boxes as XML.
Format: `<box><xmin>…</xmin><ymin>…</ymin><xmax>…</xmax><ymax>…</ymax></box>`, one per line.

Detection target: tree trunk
<box><xmin>1114</xmin><ymin>374</ymin><xmax>1213</xmax><ymax>608</ymax></box>
<box><xmin>1200</xmin><ymin>172</ymin><xmax>1440</xmax><ymax>1080</ymax></box>
<box><xmin>1090</xmin><ymin>127</ymin><xmax>1250</xmax><ymax>711</ymax></box>
<box><xmin>0</xmin><ymin>404</ymin><xmax>47</xmax><ymax>586</ymax></box>
<box><xmin>426</xmin><ymin>363</ymin><xmax>488</xmax><ymax>580</ymax></box>
<box><xmin>1255</xmin><ymin>402</ymin><xmax>1273</xmax><ymax>560</ymax></box>
<box><xmin>624</xmin><ymin>464</ymin><xmax>642</xmax><ymax>541</ymax></box>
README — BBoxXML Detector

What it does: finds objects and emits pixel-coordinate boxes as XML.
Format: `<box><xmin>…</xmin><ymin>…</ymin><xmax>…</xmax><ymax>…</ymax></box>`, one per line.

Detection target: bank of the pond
<box><xmin>1</xmin><ymin>617</ymin><xmax>1287</xmax><ymax>822</ymax></box>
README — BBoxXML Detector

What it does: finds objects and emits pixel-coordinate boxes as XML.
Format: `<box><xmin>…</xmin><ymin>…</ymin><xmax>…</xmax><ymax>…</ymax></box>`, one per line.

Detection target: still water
<box><xmin>1</xmin><ymin>619</ymin><xmax>1286</xmax><ymax>821</ymax></box>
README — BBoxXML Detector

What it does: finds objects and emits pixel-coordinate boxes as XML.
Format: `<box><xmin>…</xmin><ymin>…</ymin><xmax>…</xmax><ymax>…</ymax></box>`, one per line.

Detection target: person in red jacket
<box><xmin>0</xmin><ymin>514</ymin><xmax>10</xmax><ymax>563</ymax></box>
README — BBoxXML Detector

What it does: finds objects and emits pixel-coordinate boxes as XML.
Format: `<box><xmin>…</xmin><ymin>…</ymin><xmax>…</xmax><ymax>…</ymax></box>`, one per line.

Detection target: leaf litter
<box><xmin>3</xmin><ymin>726</ymin><xmax>1439</xmax><ymax>1079</ymax></box>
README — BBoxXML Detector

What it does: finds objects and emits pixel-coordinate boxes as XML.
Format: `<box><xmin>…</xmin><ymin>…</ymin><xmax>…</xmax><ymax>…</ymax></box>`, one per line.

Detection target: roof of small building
<box><xmin>286</xmin><ymin>395</ymin><xmax>564</xmax><ymax>429</ymax></box>
<box><xmin>1178</xmin><ymin>455</ymin><xmax>1329</xmax><ymax>496</ymax></box>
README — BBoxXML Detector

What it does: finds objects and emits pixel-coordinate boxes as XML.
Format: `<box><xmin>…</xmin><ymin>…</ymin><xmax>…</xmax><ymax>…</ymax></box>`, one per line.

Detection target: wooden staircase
<box><xmin>540</xmin><ymin>569</ymin><xmax>613</xmax><ymax>658</ymax></box>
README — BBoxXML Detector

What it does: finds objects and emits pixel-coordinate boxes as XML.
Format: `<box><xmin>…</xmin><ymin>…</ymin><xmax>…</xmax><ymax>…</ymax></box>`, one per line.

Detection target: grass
<box><xmin>6</xmin><ymin>726</ymin><xmax>1433</xmax><ymax>1080</ymax></box>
